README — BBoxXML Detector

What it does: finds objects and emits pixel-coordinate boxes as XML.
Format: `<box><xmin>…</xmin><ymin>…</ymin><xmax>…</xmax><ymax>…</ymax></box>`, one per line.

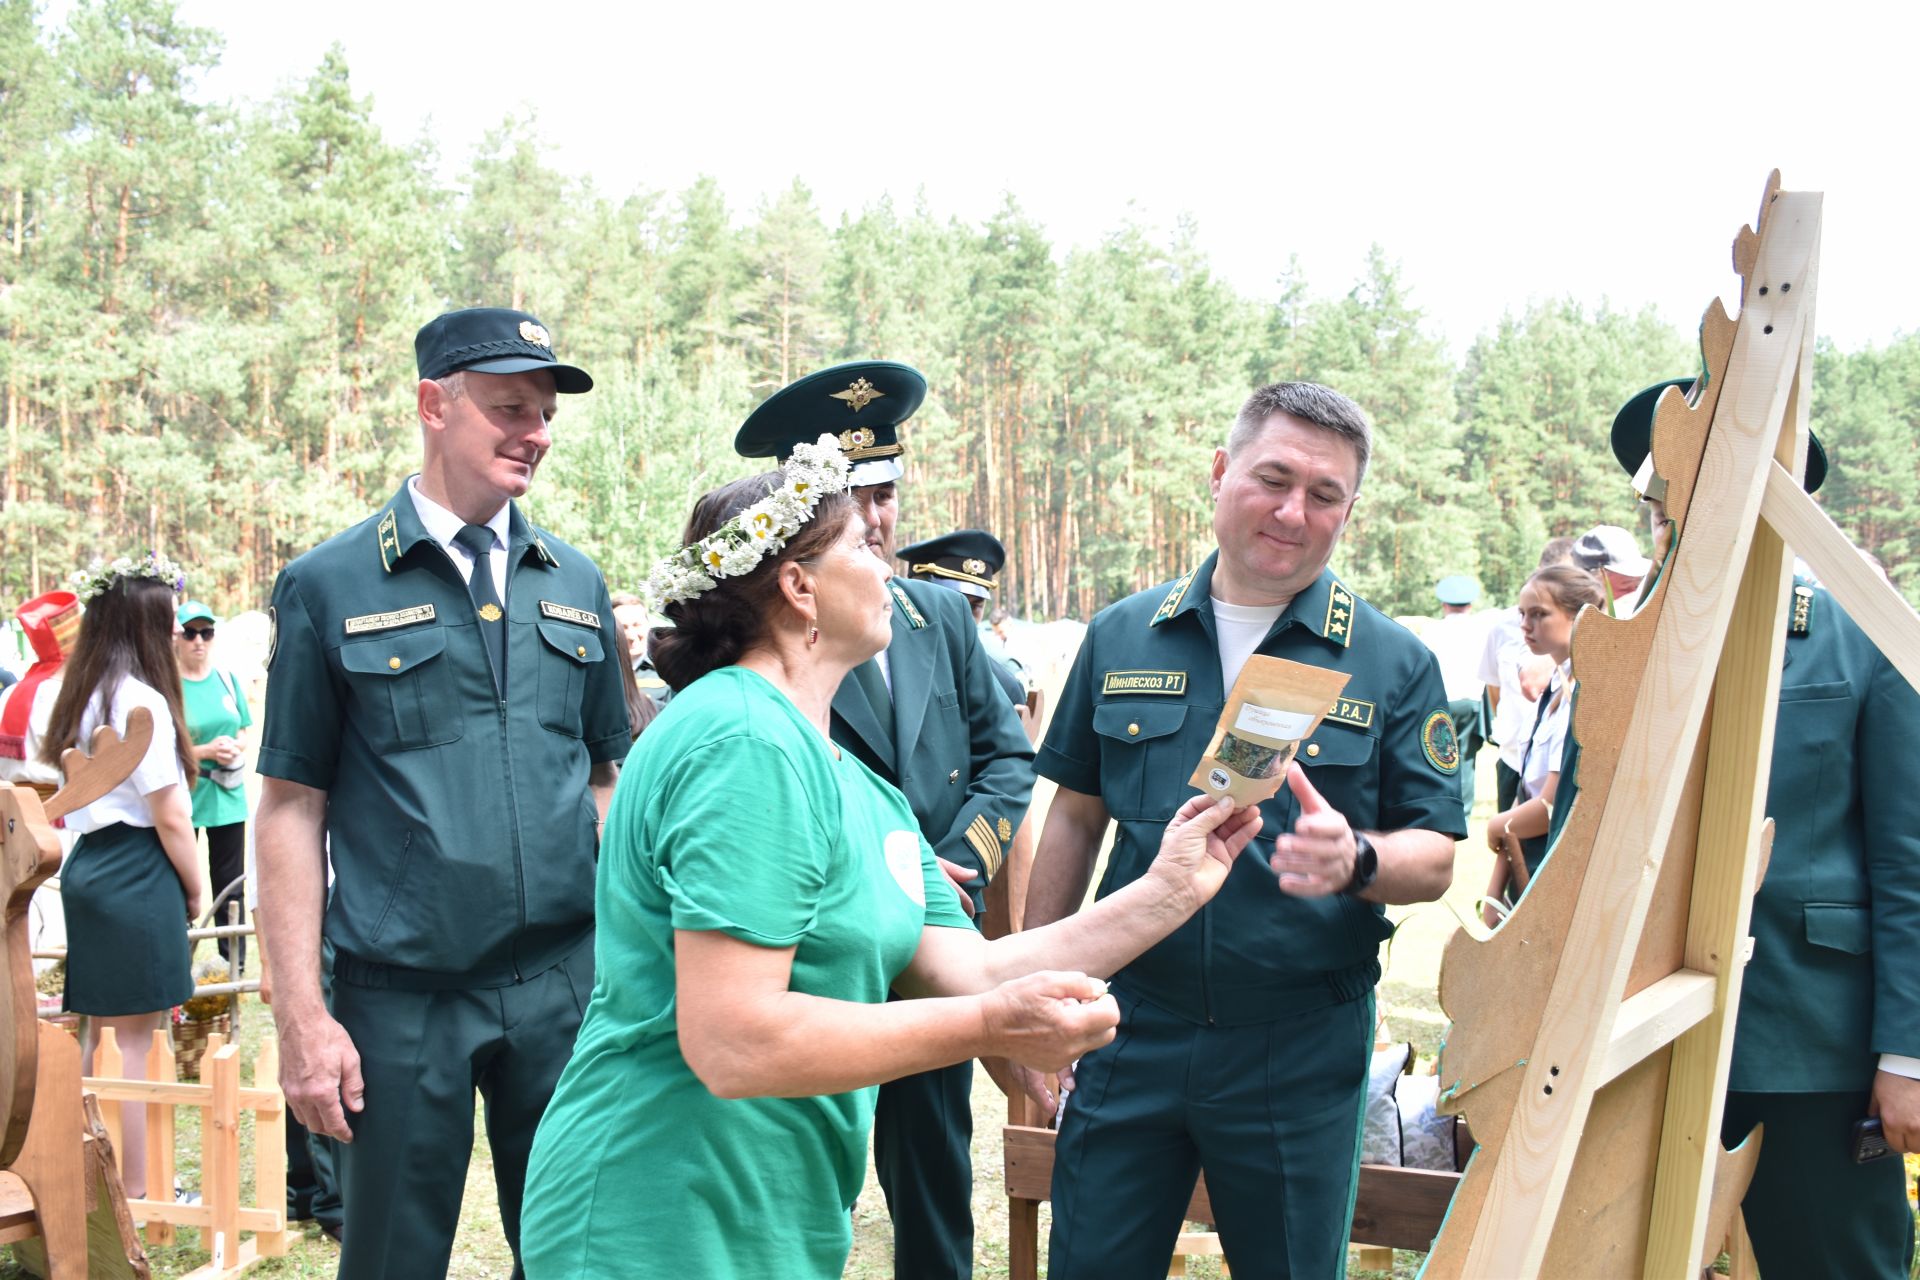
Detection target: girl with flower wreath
<box><xmin>40</xmin><ymin>553</ymin><xmax>202</xmax><ymax>1199</ymax></box>
<box><xmin>521</xmin><ymin>441</ymin><xmax>1265</xmax><ymax>1280</ymax></box>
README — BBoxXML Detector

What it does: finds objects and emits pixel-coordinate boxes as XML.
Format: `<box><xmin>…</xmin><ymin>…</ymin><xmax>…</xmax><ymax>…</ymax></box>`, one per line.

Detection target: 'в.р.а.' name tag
<box><xmin>344</xmin><ymin>604</ymin><xmax>436</xmax><ymax>635</ymax></box>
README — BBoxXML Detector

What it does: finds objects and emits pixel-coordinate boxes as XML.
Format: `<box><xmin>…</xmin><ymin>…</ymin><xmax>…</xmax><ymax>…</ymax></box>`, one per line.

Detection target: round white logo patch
<box><xmin>884</xmin><ymin>830</ymin><xmax>925</xmax><ymax>906</ymax></box>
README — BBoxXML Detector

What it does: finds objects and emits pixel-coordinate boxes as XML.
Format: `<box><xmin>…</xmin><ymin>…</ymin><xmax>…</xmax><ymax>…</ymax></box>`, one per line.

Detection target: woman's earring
<box><xmin>808</xmin><ymin>625</ymin><xmax>819</xmax><ymax>647</ymax></box>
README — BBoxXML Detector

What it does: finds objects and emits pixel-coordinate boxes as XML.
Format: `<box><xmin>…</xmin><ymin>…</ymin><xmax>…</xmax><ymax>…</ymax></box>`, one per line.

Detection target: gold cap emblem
<box><xmin>830</xmin><ymin>377</ymin><xmax>885</xmax><ymax>412</ymax></box>
<box><xmin>478</xmin><ymin>603</ymin><xmax>503</xmax><ymax>622</ymax></box>
<box><xmin>518</xmin><ymin>320</ymin><xmax>551</xmax><ymax>348</ymax></box>
<box><xmin>963</xmin><ymin>558</ymin><xmax>988</xmax><ymax>577</ymax></box>
<box><xmin>839</xmin><ymin>427</ymin><xmax>876</xmax><ymax>450</ymax></box>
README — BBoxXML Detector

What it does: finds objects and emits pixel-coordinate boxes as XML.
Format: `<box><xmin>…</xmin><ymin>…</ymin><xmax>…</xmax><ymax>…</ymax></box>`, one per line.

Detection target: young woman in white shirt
<box><xmin>40</xmin><ymin>555</ymin><xmax>202</xmax><ymax>1198</ymax></box>
<box><xmin>1479</xmin><ymin>564</ymin><xmax>1605</xmax><ymax>927</ymax></box>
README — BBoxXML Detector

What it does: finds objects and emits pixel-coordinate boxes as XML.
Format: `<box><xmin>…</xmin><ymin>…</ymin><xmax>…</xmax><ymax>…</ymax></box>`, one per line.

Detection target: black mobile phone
<box><xmin>1851</xmin><ymin>1116</ymin><xmax>1894</xmax><ymax>1164</ymax></box>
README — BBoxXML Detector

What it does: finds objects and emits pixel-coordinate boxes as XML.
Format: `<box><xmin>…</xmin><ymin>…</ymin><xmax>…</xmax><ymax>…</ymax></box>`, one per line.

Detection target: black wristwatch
<box><xmin>1342</xmin><ymin>833</ymin><xmax>1379</xmax><ymax>896</ymax></box>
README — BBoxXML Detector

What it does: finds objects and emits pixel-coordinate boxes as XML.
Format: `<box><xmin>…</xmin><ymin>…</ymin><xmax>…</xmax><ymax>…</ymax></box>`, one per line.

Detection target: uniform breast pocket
<box><xmin>1092</xmin><ymin>702</ymin><xmax>1196</xmax><ymax>820</ymax></box>
<box><xmin>536</xmin><ymin>621</ymin><xmax>603</xmax><ymax>737</ymax></box>
<box><xmin>338</xmin><ymin>629</ymin><xmax>460</xmax><ymax>753</ymax></box>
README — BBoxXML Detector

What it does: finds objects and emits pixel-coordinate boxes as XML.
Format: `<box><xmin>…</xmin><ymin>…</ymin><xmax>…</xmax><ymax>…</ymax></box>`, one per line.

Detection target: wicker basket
<box><xmin>174</xmin><ymin>1012</ymin><xmax>231</xmax><ymax>1080</ymax></box>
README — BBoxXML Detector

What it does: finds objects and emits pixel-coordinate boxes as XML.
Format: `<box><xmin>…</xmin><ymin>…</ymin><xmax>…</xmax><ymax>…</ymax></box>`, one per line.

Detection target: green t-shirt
<box><xmin>521</xmin><ymin>666</ymin><xmax>973</xmax><ymax>1280</ymax></box>
<box><xmin>180</xmin><ymin>669</ymin><xmax>251</xmax><ymax>828</ymax></box>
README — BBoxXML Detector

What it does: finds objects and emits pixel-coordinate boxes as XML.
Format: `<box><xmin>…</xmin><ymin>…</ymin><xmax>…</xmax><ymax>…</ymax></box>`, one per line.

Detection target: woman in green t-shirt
<box><xmin>523</xmin><ymin>442</ymin><xmax>1263</xmax><ymax>1280</ymax></box>
<box><xmin>173</xmin><ymin>601</ymin><xmax>252</xmax><ymax>968</ymax></box>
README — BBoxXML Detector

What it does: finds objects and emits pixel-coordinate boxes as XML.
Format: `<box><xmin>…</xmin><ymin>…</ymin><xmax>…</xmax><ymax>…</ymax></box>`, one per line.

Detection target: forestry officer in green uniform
<box><xmin>736</xmin><ymin>363</ymin><xmax>1035</xmax><ymax>1280</ymax></box>
<box><xmin>1601</xmin><ymin>379</ymin><xmax>1920</xmax><ymax>1278</ymax></box>
<box><xmin>1020</xmin><ymin>381</ymin><xmax>1466</xmax><ymax>1279</ymax></box>
<box><xmin>897</xmin><ymin>528</ymin><xmax>1027</xmax><ymax>707</ymax></box>
<box><xmin>255</xmin><ymin>308</ymin><xmax>630</xmax><ymax>1280</ymax></box>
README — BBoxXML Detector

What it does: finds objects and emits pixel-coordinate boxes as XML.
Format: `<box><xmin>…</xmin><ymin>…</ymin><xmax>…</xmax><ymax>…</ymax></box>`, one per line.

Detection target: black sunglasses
<box><xmin>181</xmin><ymin>626</ymin><xmax>215</xmax><ymax>641</ymax></box>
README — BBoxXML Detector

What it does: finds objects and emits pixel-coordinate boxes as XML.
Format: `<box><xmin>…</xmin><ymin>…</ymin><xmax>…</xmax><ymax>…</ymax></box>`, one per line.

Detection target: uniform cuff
<box><xmin>255</xmin><ymin>746</ymin><xmax>335</xmax><ymax>792</ymax></box>
<box><xmin>1878</xmin><ymin>1053</ymin><xmax>1920</xmax><ymax>1080</ymax></box>
<box><xmin>586</xmin><ymin>730</ymin><xmax>632</xmax><ymax>766</ymax></box>
<box><xmin>1033</xmin><ymin>744</ymin><xmax>1100</xmax><ymax>797</ymax></box>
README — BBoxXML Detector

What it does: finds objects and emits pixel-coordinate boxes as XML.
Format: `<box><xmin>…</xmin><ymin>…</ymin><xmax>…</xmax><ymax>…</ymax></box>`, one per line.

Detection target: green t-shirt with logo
<box><xmin>521</xmin><ymin>665</ymin><xmax>974</xmax><ymax>1280</ymax></box>
<box><xmin>180</xmin><ymin>669</ymin><xmax>251</xmax><ymax>828</ymax></box>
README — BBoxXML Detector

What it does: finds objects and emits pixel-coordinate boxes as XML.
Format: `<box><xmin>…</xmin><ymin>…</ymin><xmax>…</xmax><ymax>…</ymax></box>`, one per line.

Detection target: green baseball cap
<box><xmin>176</xmin><ymin>600</ymin><xmax>219</xmax><ymax>626</ymax></box>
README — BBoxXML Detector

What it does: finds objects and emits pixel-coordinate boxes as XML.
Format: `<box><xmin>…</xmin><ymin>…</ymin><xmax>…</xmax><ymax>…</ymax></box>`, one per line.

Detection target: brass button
<box><xmin>1127</xmin><ymin>722</ymin><xmax>1141</xmax><ymax>737</ymax></box>
<box><xmin>948</xmin><ymin>769</ymin><xmax>960</xmax><ymax>784</ymax></box>
<box><xmin>576</xmin><ymin>645</ymin><xmax>587</xmax><ymax>658</ymax></box>
<box><xmin>388</xmin><ymin>656</ymin><xmax>402</xmax><ymax>670</ymax></box>
<box><xmin>1306</xmin><ymin>743</ymin><xmax>1321</xmax><ymax>758</ymax></box>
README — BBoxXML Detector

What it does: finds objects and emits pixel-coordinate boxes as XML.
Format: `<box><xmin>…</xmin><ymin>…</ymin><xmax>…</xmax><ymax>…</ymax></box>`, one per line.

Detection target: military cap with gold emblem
<box><xmin>1613</xmin><ymin>376</ymin><xmax>1826</xmax><ymax>496</ymax></box>
<box><xmin>734</xmin><ymin>360</ymin><xmax>927</xmax><ymax>487</ymax></box>
<box><xmin>414</xmin><ymin>306</ymin><xmax>593</xmax><ymax>394</ymax></box>
<box><xmin>897</xmin><ymin>529</ymin><xmax>1006</xmax><ymax>603</ymax></box>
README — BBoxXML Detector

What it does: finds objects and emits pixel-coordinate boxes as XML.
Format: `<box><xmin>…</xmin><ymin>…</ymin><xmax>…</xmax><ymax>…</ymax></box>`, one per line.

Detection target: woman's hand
<box><xmin>979</xmin><ymin>971</ymin><xmax>1120</xmax><ymax>1073</ymax></box>
<box><xmin>212</xmin><ymin>736</ymin><xmax>243</xmax><ymax>767</ymax></box>
<box><xmin>1485</xmin><ymin>811</ymin><xmax>1510</xmax><ymax>853</ymax></box>
<box><xmin>185</xmin><ymin>884</ymin><xmax>206</xmax><ymax>923</ymax></box>
<box><xmin>1146</xmin><ymin>795</ymin><xmax>1264</xmax><ymax>910</ymax></box>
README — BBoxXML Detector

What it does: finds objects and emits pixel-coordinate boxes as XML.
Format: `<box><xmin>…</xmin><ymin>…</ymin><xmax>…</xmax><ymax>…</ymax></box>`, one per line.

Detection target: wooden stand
<box><xmin>85</xmin><ymin>1028</ymin><xmax>288</xmax><ymax>1279</ymax></box>
<box><xmin>1426</xmin><ymin>173</ymin><xmax>1920</xmax><ymax>1276</ymax></box>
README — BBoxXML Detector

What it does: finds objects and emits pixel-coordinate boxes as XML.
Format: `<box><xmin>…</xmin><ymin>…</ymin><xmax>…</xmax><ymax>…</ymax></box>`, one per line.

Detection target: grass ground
<box><xmin>5</xmin><ymin>754</ymin><xmax>1915</xmax><ymax>1277</ymax></box>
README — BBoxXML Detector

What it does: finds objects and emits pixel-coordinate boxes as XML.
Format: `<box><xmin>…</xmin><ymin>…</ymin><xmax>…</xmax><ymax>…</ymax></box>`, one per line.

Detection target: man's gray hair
<box><xmin>434</xmin><ymin>370</ymin><xmax>468</xmax><ymax>402</ymax></box>
<box><xmin>1226</xmin><ymin>382</ymin><xmax>1373</xmax><ymax>488</ymax></box>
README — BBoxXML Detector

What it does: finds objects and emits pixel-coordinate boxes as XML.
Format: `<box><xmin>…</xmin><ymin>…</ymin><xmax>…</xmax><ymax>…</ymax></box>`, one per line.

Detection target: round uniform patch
<box><xmin>884</xmin><ymin>829</ymin><xmax>925</xmax><ymax>907</ymax></box>
<box><xmin>1421</xmin><ymin>710</ymin><xmax>1460</xmax><ymax>774</ymax></box>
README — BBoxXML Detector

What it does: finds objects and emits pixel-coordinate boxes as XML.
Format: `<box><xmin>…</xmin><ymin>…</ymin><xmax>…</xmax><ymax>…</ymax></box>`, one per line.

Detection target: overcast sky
<box><xmin>138</xmin><ymin>0</ymin><xmax>1917</xmax><ymax>356</ymax></box>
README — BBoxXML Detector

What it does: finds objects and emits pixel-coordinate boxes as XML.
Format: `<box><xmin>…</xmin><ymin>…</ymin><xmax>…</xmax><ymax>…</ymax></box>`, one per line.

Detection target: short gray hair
<box><xmin>434</xmin><ymin>370</ymin><xmax>468</xmax><ymax>402</ymax></box>
<box><xmin>1226</xmin><ymin>382</ymin><xmax>1372</xmax><ymax>488</ymax></box>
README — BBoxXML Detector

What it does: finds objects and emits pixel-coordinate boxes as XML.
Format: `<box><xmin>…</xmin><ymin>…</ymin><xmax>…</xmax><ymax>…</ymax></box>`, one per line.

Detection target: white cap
<box><xmin>1575</xmin><ymin>525</ymin><xmax>1652</xmax><ymax>578</ymax></box>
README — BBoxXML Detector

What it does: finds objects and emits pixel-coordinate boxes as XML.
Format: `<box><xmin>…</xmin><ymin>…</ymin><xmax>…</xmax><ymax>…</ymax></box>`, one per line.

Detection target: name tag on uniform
<box><xmin>344</xmin><ymin>604</ymin><xmax>436</xmax><ymax>635</ymax></box>
<box><xmin>1102</xmin><ymin>670</ymin><xmax>1188</xmax><ymax>696</ymax></box>
<box><xmin>1324</xmin><ymin>697</ymin><xmax>1376</xmax><ymax>729</ymax></box>
<box><xmin>539</xmin><ymin>600</ymin><xmax>600</xmax><ymax>628</ymax></box>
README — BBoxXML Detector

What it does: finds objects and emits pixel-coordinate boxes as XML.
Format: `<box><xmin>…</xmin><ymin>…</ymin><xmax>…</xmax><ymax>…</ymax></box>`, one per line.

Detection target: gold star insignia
<box><xmin>830</xmin><ymin>377</ymin><xmax>885</xmax><ymax>412</ymax></box>
<box><xmin>478</xmin><ymin>603</ymin><xmax>503</xmax><ymax>622</ymax></box>
<box><xmin>1332</xmin><ymin>606</ymin><xmax>1349</xmax><ymax>620</ymax></box>
<box><xmin>518</xmin><ymin>320</ymin><xmax>551</xmax><ymax>347</ymax></box>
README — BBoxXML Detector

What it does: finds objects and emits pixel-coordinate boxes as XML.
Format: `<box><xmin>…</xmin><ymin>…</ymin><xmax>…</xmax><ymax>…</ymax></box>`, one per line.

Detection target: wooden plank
<box><xmin>204</xmin><ymin>1044</ymin><xmax>242</xmax><ymax>1273</ymax></box>
<box><xmin>1002</xmin><ymin>1125</ymin><xmax>1457</xmax><ymax>1253</ymax></box>
<box><xmin>252</xmin><ymin>1034</ymin><xmax>287</xmax><ymax>1257</ymax></box>
<box><xmin>1428</xmin><ymin>186</ymin><xmax>1823</xmax><ymax>1277</ymax></box>
<box><xmin>1759</xmin><ymin>462</ymin><xmax>1920</xmax><ymax>691</ymax></box>
<box><xmin>80</xmin><ymin>1076</ymin><xmax>281</xmax><ymax>1112</ymax></box>
<box><xmin>1643</xmin><ymin>331</ymin><xmax>1805</xmax><ymax>1275</ymax></box>
<box><xmin>144</xmin><ymin>1029</ymin><xmax>176</xmax><ymax>1247</ymax></box>
<box><xmin>116</xmin><ymin>1198</ymin><xmax>281</xmax><ymax>1232</ymax></box>
<box><xmin>1597</xmin><ymin>971</ymin><xmax>1715</xmax><ymax>1087</ymax></box>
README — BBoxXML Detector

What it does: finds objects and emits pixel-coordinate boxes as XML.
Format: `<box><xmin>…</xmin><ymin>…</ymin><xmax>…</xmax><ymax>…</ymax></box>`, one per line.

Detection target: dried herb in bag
<box><xmin>1188</xmin><ymin>655</ymin><xmax>1350</xmax><ymax>806</ymax></box>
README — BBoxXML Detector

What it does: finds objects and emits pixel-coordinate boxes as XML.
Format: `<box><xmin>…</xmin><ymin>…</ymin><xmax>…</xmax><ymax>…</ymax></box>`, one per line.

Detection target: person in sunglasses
<box><xmin>174</xmin><ymin>600</ymin><xmax>251</xmax><ymax>967</ymax></box>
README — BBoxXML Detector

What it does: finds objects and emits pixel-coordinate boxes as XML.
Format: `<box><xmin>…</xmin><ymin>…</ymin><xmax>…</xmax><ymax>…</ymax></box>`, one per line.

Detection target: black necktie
<box><xmin>453</xmin><ymin>523</ymin><xmax>505</xmax><ymax>694</ymax></box>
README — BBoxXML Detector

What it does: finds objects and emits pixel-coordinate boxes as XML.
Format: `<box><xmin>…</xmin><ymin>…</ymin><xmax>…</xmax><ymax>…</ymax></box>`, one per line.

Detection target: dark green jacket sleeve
<box><xmin>926</xmin><ymin>590</ymin><xmax>1035</xmax><ymax>895</ymax></box>
<box><xmin>1860</xmin><ymin>636</ymin><xmax>1920</xmax><ymax>1059</ymax></box>
<box><xmin>256</xmin><ymin>566</ymin><xmax>342</xmax><ymax>791</ymax></box>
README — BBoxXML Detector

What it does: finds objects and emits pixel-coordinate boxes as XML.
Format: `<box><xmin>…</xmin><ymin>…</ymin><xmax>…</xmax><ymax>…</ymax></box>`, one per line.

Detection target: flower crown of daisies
<box><xmin>71</xmin><ymin>551</ymin><xmax>187</xmax><ymax>604</ymax></box>
<box><xmin>642</xmin><ymin>435</ymin><xmax>852</xmax><ymax>612</ymax></box>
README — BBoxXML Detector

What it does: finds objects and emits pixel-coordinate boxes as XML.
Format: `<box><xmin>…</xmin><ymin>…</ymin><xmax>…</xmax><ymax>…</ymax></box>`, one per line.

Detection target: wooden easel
<box><xmin>1426</xmin><ymin>173</ymin><xmax>1920</xmax><ymax>1276</ymax></box>
<box><xmin>0</xmin><ymin>713</ymin><xmax>158</xmax><ymax>1277</ymax></box>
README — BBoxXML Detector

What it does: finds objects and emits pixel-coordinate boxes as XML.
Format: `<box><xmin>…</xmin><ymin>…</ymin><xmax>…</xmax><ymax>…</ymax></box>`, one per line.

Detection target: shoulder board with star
<box><xmin>1149</xmin><ymin>569</ymin><xmax>1198</xmax><ymax>628</ymax></box>
<box><xmin>891</xmin><ymin>583</ymin><xmax>927</xmax><ymax>629</ymax></box>
<box><xmin>1323</xmin><ymin>580</ymin><xmax>1357</xmax><ymax>648</ymax></box>
<box><xmin>1789</xmin><ymin>583</ymin><xmax>1814</xmax><ymax>636</ymax></box>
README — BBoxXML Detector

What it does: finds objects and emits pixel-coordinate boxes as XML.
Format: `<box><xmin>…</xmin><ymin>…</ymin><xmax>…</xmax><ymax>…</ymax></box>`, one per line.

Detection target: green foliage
<box><xmin>1</xmin><ymin>0</ymin><xmax>1916</xmax><ymax>626</ymax></box>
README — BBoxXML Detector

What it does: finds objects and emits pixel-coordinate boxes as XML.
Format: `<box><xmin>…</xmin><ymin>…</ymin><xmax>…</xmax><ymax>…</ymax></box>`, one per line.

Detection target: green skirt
<box><xmin>61</xmin><ymin>822</ymin><xmax>194</xmax><ymax>1016</ymax></box>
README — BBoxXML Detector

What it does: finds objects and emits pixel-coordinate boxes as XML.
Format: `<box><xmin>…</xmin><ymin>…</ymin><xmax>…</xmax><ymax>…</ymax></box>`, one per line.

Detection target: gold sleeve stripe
<box><xmin>966</xmin><ymin>816</ymin><xmax>1002</xmax><ymax>879</ymax></box>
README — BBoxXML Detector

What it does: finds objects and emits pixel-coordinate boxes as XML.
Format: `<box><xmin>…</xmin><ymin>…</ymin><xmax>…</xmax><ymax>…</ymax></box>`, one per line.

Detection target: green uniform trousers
<box><xmin>329</xmin><ymin>939</ymin><xmax>593</xmax><ymax>1280</ymax></box>
<box><xmin>1049</xmin><ymin>990</ymin><xmax>1372</xmax><ymax>1280</ymax></box>
<box><xmin>1722</xmin><ymin>1090</ymin><xmax>1915</xmax><ymax>1279</ymax></box>
<box><xmin>873</xmin><ymin>1053</ymin><xmax>974</xmax><ymax>1278</ymax></box>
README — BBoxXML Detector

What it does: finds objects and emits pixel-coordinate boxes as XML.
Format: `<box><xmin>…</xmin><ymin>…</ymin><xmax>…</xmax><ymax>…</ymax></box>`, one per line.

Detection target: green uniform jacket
<box><xmin>1730</xmin><ymin>582</ymin><xmax>1920</xmax><ymax>1091</ymax></box>
<box><xmin>1035</xmin><ymin>557</ymin><xmax>1467</xmax><ymax>1026</ymax></box>
<box><xmin>831</xmin><ymin>578</ymin><xmax>1034</xmax><ymax>914</ymax></box>
<box><xmin>257</xmin><ymin>480</ymin><xmax>631</xmax><ymax>982</ymax></box>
